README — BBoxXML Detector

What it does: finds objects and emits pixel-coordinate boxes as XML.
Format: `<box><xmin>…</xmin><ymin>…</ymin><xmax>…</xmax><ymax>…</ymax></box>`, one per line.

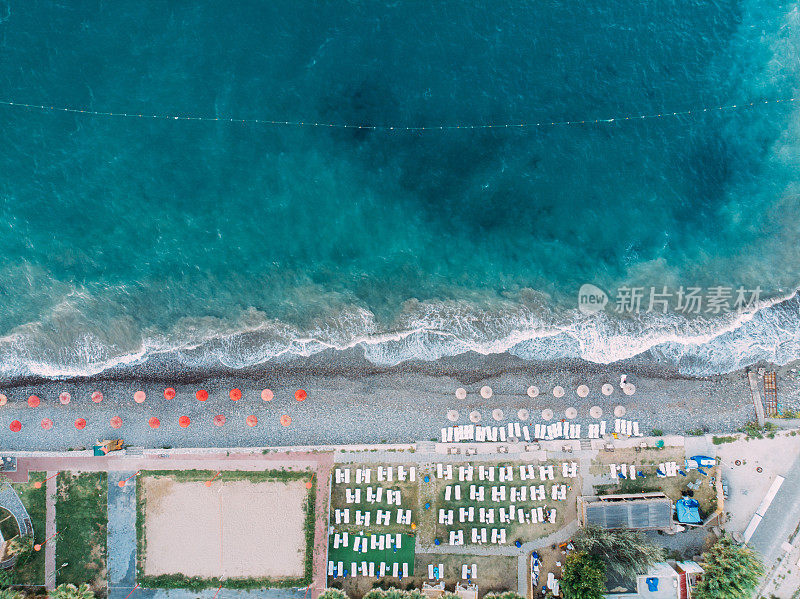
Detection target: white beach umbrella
<box><xmin>469</xmin><ymin>411</ymin><xmax>481</xmax><ymax>423</ymax></box>
<box><xmin>553</xmin><ymin>386</ymin><xmax>565</xmax><ymax>398</ymax></box>
<box><xmin>447</xmin><ymin>410</ymin><xmax>459</xmax><ymax>422</ymax></box>
<box><xmin>623</xmin><ymin>384</ymin><xmax>636</xmax><ymax>396</ymax></box>
<box><xmin>455</xmin><ymin>388</ymin><xmax>467</xmax><ymax>400</ymax></box>
<box><xmin>614</xmin><ymin>405</ymin><xmax>626</xmax><ymax>417</ymax></box>
<box><xmin>565</xmin><ymin>407</ymin><xmax>578</xmax><ymax>419</ymax></box>
<box><xmin>601</xmin><ymin>384</ymin><xmax>614</xmax><ymax>396</ymax></box>
<box><xmin>541</xmin><ymin>408</ymin><xmax>554</xmax><ymax>421</ymax></box>
<box><xmin>527</xmin><ymin>385</ymin><xmax>540</xmax><ymax>398</ymax></box>
<box><xmin>480</xmin><ymin>386</ymin><xmax>493</xmax><ymax>399</ymax></box>
<box><xmin>518</xmin><ymin>408</ymin><xmax>530</xmax><ymax>421</ymax></box>
<box><xmin>590</xmin><ymin>406</ymin><xmax>603</xmax><ymax>419</ymax></box>
<box><xmin>492</xmin><ymin>408</ymin><xmax>504</xmax><ymax>421</ymax></box>
<box><xmin>0</xmin><ymin>393</ymin><xmax>6</xmax><ymax>406</ymax></box>
<box><xmin>576</xmin><ymin>385</ymin><xmax>589</xmax><ymax>398</ymax></box>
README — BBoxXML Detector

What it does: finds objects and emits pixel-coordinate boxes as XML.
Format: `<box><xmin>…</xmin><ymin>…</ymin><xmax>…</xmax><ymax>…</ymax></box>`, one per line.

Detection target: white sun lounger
<box><xmin>523</xmin><ymin>425</ymin><xmax>531</xmax><ymax>441</ymax></box>
<box><xmin>393</xmin><ymin>562</ymin><xmax>399</xmax><ymax>577</ymax></box>
<box><xmin>429</xmin><ymin>564</ymin><xmax>435</xmax><ymax>579</ymax></box>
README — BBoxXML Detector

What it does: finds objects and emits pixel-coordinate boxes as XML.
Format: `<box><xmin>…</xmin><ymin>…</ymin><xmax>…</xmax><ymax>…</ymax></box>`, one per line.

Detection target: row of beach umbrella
<box><xmin>0</xmin><ymin>388</ymin><xmax>307</xmax><ymax>406</ymax></box>
<box><xmin>449</xmin><ymin>404</ymin><xmax>627</xmax><ymax>423</ymax></box>
<box><xmin>455</xmin><ymin>381</ymin><xmax>636</xmax><ymax>400</ymax></box>
<box><xmin>7</xmin><ymin>413</ymin><xmax>293</xmax><ymax>432</ymax></box>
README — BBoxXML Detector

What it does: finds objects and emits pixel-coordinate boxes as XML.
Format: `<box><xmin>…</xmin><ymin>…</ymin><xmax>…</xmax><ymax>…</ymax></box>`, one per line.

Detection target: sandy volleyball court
<box><xmin>142</xmin><ymin>475</ymin><xmax>308</xmax><ymax>578</ymax></box>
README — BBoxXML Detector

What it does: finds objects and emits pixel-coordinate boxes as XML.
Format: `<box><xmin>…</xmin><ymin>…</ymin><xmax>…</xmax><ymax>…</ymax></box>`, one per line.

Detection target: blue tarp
<box><xmin>676</xmin><ymin>497</ymin><xmax>702</xmax><ymax>524</ymax></box>
<box><xmin>645</xmin><ymin>577</ymin><xmax>659</xmax><ymax>591</ymax></box>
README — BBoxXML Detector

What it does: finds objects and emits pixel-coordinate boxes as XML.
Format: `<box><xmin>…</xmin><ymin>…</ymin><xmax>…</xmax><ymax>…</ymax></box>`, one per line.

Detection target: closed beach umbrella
<box><xmin>178</xmin><ymin>415</ymin><xmax>191</xmax><ymax>428</ymax></box>
<box><xmin>565</xmin><ymin>407</ymin><xmax>578</xmax><ymax>419</ymax></box>
<box><xmin>623</xmin><ymin>384</ymin><xmax>636</xmax><ymax>395</ymax></box>
<box><xmin>164</xmin><ymin>387</ymin><xmax>176</xmax><ymax>400</ymax></box>
<box><xmin>41</xmin><ymin>418</ymin><xmax>53</xmax><ymax>430</ymax></box>
<box><xmin>213</xmin><ymin>414</ymin><xmax>226</xmax><ymax>427</ymax></box>
<box><xmin>280</xmin><ymin>414</ymin><xmax>292</xmax><ymax>427</ymax></box>
<box><xmin>59</xmin><ymin>392</ymin><xmax>71</xmax><ymax>405</ymax></box>
<box><xmin>590</xmin><ymin>406</ymin><xmax>603</xmax><ymax>419</ymax></box>
<box><xmin>577</xmin><ymin>385</ymin><xmax>589</xmax><ymax>398</ymax></box>
<box><xmin>480</xmin><ymin>386</ymin><xmax>493</xmax><ymax>399</ymax></box>
<box><xmin>601</xmin><ymin>384</ymin><xmax>614</xmax><ymax>396</ymax></box>
<box><xmin>148</xmin><ymin>417</ymin><xmax>160</xmax><ymax>429</ymax></box>
<box><xmin>0</xmin><ymin>393</ymin><xmax>7</xmax><ymax>406</ymax></box>
<box><xmin>553</xmin><ymin>386</ymin><xmax>565</xmax><ymax>398</ymax></box>
<box><xmin>614</xmin><ymin>405</ymin><xmax>626</xmax><ymax>417</ymax></box>
<box><xmin>527</xmin><ymin>386</ymin><xmax>540</xmax><ymax>398</ymax></box>
<box><xmin>492</xmin><ymin>409</ymin><xmax>504</xmax><ymax>421</ymax></box>
<box><xmin>229</xmin><ymin>388</ymin><xmax>242</xmax><ymax>401</ymax></box>
<box><xmin>74</xmin><ymin>418</ymin><xmax>87</xmax><ymax>430</ymax></box>
<box><xmin>91</xmin><ymin>391</ymin><xmax>103</xmax><ymax>403</ymax></box>
<box><xmin>9</xmin><ymin>420</ymin><xmax>21</xmax><ymax>432</ymax></box>
<box><xmin>196</xmin><ymin>389</ymin><xmax>209</xmax><ymax>401</ymax></box>
<box><xmin>261</xmin><ymin>389</ymin><xmax>274</xmax><ymax>401</ymax></box>
<box><xmin>28</xmin><ymin>395</ymin><xmax>40</xmax><ymax>408</ymax></box>
<box><xmin>541</xmin><ymin>408</ymin><xmax>554</xmax><ymax>421</ymax></box>
<box><xmin>469</xmin><ymin>411</ymin><xmax>481</xmax><ymax>423</ymax></box>
<box><xmin>246</xmin><ymin>415</ymin><xmax>258</xmax><ymax>427</ymax></box>
<box><xmin>110</xmin><ymin>416</ymin><xmax>123</xmax><ymax>429</ymax></box>
<box><xmin>134</xmin><ymin>391</ymin><xmax>146</xmax><ymax>403</ymax></box>
<box><xmin>455</xmin><ymin>388</ymin><xmax>467</xmax><ymax>400</ymax></box>
<box><xmin>518</xmin><ymin>409</ymin><xmax>530</xmax><ymax>421</ymax></box>
<box><xmin>447</xmin><ymin>410</ymin><xmax>459</xmax><ymax>422</ymax></box>
<box><xmin>295</xmin><ymin>389</ymin><xmax>307</xmax><ymax>401</ymax></box>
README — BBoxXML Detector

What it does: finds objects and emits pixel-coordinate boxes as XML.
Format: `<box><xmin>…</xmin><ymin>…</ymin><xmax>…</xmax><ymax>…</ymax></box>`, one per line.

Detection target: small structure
<box><xmin>0</xmin><ymin>457</ymin><xmax>16</xmax><ymax>473</ymax></box>
<box><xmin>675</xmin><ymin>497</ymin><xmax>701</xmax><ymax>525</ymax></box>
<box><xmin>605</xmin><ymin>561</ymin><xmax>703</xmax><ymax>599</ymax></box>
<box><xmin>455</xmin><ymin>582</ymin><xmax>478</xmax><ymax>599</ymax></box>
<box><xmin>421</xmin><ymin>581</ymin><xmax>445</xmax><ymax>598</ymax></box>
<box><xmin>578</xmin><ymin>493</ymin><xmax>674</xmax><ymax>531</ymax></box>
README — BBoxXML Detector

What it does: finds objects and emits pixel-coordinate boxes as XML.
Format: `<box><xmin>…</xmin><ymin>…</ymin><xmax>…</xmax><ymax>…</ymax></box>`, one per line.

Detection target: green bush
<box><xmin>650</xmin><ymin>429</ymin><xmax>664</xmax><ymax>437</ymax></box>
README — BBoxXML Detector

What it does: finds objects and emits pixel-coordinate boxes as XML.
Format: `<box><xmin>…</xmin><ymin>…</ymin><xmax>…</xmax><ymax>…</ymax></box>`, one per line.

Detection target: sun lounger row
<box><xmin>609</xmin><ymin>464</ymin><xmax>639</xmax><ymax>480</ymax></box>
<box><xmin>614</xmin><ymin>419</ymin><xmax>643</xmax><ymax>437</ymax></box>
<box><xmin>547</xmin><ymin>573</ymin><xmax>560</xmax><ymax>596</ymax></box>
<box><xmin>658</xmin><ymin>461</ymin><xmax>679</xmax><ymax>477</ymax></box>
<box><xmin>344</xmin><ymin>487</ymin><xmax>403</xmax><ymax>505</ymax></box>
<box><xmin>587</xmin><ymin>422</ymin><xmax>607</xmax><ymax>438</ymax></box>
<box><xmin>449</xmin><ymin>529</ymin><xmax>465</xmax><ymax>545</ymax></box>
<box><xmin>428</xmin><ymin>564</ymin><xmax>445</xmax><ymax>580</ymax></box>
<box><xmin>441</xmin><ymin>504</ymin><xmax>557</xmax><ymax>526</ymax></box>
<box><xmin>461</xmin><ymin>564</ymin><xmax>478</xmax><ymax>580</ymax></box>
<box><xmin>454</xmin><ymin>527</ymin><xmax>510</xmax><ymax>544</ymax></box>
<box><xmin>443</xmin><ymin>483</ymin><xmax>566</xmax><ymax>504</ymax></box>
<box><xmin>561</xmin><ymin>462</ymin><xmax>579</xmax><ymax>478</ymax></box>
<box><xmin>335</xmin><ymin>466</ymin><xmax>416</xmax><ymax>485</ymax></box>
<box><xmin>329</xmin><ymin>560</ymin><xmax>410</xmax><ymax>579</ymax></box>
<box><xmin>345</xmin><ymin>532</ymin><xmax>403</xmax><ymax>553</ymax></box>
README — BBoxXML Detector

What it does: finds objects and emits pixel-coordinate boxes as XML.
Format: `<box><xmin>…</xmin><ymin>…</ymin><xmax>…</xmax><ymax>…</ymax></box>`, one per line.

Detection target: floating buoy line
<box><xmin>0</xmin><ymin>97</ymin><xmax>795</xmax><ymax>132</ymax></box>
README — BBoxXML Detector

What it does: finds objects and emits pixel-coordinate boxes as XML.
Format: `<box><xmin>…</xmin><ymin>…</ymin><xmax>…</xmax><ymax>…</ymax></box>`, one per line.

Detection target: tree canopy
<box><xmin>693</xmin><ymin>537</ymin><xmax>764</xmax><ymax>599</ymax></box>
<box><xmin>572</xmin><ymin>526</ymin><xmax>664</xmax><ymax>581</ymax></box>
<box><xmin>50</xmin><ymin>583</ymin><xmax>95</xmax><ymax>599</ymax></box>
<box><xmin>561</xmin><ymin>551</ymin><xmax>606</xmax><ymax>599</ymax></box>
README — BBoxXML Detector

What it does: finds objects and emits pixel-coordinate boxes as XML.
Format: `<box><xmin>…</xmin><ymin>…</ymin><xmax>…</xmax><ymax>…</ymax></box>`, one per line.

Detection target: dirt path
<box><xmin>44</xmin><ymin>471</ymin><xmax>56</xmax><ymax>590</ymax></box>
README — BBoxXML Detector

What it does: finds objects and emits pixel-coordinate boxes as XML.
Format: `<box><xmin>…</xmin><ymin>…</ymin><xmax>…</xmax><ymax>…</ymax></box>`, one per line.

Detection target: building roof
<box><xmin>580</xmin><ymin>493</ymin><xmax>673</xmax><ymax>530</ymax></box>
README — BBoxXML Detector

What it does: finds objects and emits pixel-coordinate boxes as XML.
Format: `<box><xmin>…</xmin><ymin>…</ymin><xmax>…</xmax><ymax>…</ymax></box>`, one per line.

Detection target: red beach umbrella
<box><xmin>246</xmin><ymin>415</ymin><xmax>258</xmax><ymax>427</ymax></box>
<box><xmin>280</xmin><ymin>414</ymin><xmax>292</xmax><ymax>427</ymax></box>
<box><xmin>148</xmin><ymin>417</ymin><xmax>160</xmax><ymax>429</ymax></box>
<box><xmin>59</xmin><ymin>392</ymin><xmax>71</xmax><ymax>405</ymax></box>
<box><xmin>164</xmin><ymin>387</ymin><xmax>176</xmax><ymax>400</ymax></box>
<box><xmin>28</xmin><ymin>395</ymin><xmax>40</xmax><ymax>408</ymax></box>
<box><xmin>91</xmin><ymin>391</ymin><xmax>103</xmax><ymax>403</ymax></box>
<box><xmin>110</xmin><ymin>416</ymin><xmax>123</xmax><ymax>429</ymax></box>
<box><xmin>9</xmin><ymin>420</ymin><xmax>21</xmax><ymax>432</ymax></box>
<box><xmin>213</xmin><ymin>414</ymin><xmax>226</xmax><ymax>427</ymax></box>
<box><xmin>229</xmin><ymin>388</ymin><xmax>242</xmax><ymax>401</ymax></box>
<box><xmin>196</xmin><ymin>389</ymin><xmax>208</xmax><ymax>401</ymax></box>
<box><xmin>261</xmin><ymin>389</ymin><xmax>273</xmax><ymax>401</ymax></box>
<box><xmin>40</xmin><ymin>418</ymin><xmax>53</xmax><ymax>430</ymax></box>
<box><xmin>74</xmin><ymin>418</ymin><xmax>87</xmax><ymax>430</ymax></box>
<box><xmin>178</xmin><ymin>415</ymin><xmax>191</xmax><ymax>428</ymax></box>
<box><xmin>295</xmin><ymin>389</ymin><xmax>307</xmax><ymax>401</ymax></box>
<box><xmin>134</xmin><ymin>391</ymin><xmax>146</xmax><ymax>403</ymax></box>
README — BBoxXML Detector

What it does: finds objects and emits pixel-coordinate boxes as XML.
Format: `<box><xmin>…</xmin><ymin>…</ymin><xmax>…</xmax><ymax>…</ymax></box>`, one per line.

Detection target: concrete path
<box><xmin>309</xmin><ymin>455</ymin><xmax>334</xmax><ymax>599</ymax></box>
<box><xmin>44</xmin><ymin>472</ymin><xmax>57</xmax><ymax>590</ymax></box>
<box><xmin>107</xmin><ymin>472</ymin><xmax>138</xmax><ymax>592</ymax></box>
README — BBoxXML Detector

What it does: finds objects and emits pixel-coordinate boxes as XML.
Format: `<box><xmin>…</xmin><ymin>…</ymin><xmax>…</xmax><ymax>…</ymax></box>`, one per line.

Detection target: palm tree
<box><xmin>50</xmin><ymin>583</ymin><xmax>95</xmax><ymax>599</ymax></box>
<box><xmin>318</xmin><ymin>590</ymin><xmax>349</xmax><ymax>599</ymax></box>
<box><xmin>0</xmin><ymin>589</ymin><xmax>25</xmax><ymax>599</ymax></box>
<box><xmin>693</xmin><ymin>537</ymin><xmax>764</xmax><ymax>599</ymax></box>
<box><xmin>3</xmin><ymin>535</ymin><xmax>31</xmax><ymax>557</ymax></box>
<box><xmin>572</xmin><ymin>526</ymin><xmax>664</xmax><ymax>581</ymax></box>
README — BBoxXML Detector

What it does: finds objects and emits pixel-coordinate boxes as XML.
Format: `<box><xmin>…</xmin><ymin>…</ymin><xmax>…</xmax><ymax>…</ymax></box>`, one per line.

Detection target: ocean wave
<box><xmin>1</xmin><ymin>286</ymin><xmax>799</xmax><ymax>380</ymax></box>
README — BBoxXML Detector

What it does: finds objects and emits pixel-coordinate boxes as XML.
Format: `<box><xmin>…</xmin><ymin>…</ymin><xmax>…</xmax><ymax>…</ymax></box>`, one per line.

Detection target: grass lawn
<box><xmin>55</xmin><ymin>472</ymin><xmax>108</xmax><ymax>594</ymax></box>
<box><xmin>10</xmin><ymin>472</ymin><xmax>47</xmax><ymax>587</ymax></box>
<box><xmin>327</xmin><ymin>532</ymin><xmax>416</xmax><ymax>576</ymax></box>
<box><xmin>136</xmin><ymin>469</ymin><xmax>316</xmax><ymax>590</ymax></box>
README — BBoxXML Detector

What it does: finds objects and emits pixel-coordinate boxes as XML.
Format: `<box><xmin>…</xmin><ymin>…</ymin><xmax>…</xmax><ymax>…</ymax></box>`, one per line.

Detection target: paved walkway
<box><xmin>107</xmin><ymin>471</ymin><xmax>137</xmax><ymax>592</ymax></box>
<box><xmin>44</xmin><ymin>472</ymin><xmax>57</xmax><ymax>590</ymax></box>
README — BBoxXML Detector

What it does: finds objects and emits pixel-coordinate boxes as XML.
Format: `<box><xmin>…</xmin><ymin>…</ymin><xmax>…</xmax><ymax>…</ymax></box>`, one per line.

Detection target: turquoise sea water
<box><xmin>1</xmin><ymin>0</ymin><xmax>800</xmax><ymax>379</ymax></box>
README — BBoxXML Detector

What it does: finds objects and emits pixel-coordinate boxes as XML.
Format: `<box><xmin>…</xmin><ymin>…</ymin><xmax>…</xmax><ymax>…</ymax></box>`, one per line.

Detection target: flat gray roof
<box><xmin>583</xmin><ymin>497</ymin><xmax>672</xmax><ymax>530</ymax></box>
